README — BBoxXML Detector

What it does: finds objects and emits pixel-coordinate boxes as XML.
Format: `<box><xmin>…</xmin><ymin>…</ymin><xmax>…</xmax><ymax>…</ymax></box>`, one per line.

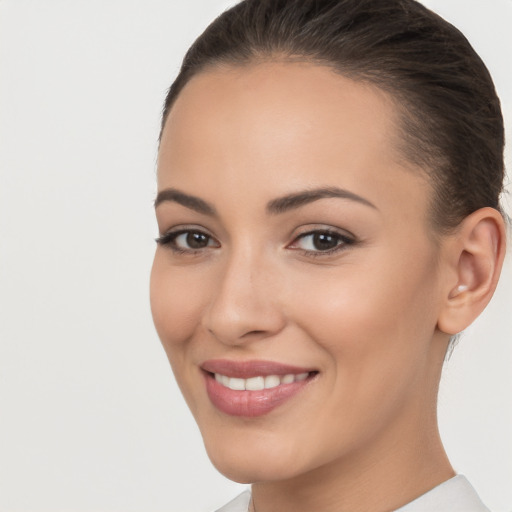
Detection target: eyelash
<box><xmin>155</xmin><ymin>229</ymin><xmax>219</xmax><ymax>255</ymax></box>
<box><xmin>155</xmin><ymin>228</ymin><xmax>356</xmax><ymax>257</ymax></box>
<box><xmin>288</xmin><ymin>229</ymin><xmax>356</xmax><ymax>257</ymax></box>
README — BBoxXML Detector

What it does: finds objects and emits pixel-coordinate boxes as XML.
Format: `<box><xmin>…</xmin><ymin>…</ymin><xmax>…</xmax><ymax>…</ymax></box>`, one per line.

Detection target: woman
<box><xmin>150</xmin><ymin>0</ymin><xmax>507</xmax><ymax>510</ymax></box>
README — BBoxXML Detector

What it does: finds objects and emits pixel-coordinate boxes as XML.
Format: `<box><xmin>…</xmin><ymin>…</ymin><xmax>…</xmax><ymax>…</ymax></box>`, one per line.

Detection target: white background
<box><xmin>0</xmin><ymin>1</ymin><xmax>510</xmax><ymax>511</ymax></box>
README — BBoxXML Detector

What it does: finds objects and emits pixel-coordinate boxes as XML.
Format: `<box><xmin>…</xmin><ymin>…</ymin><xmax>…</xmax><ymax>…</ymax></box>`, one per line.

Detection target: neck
<box><xmin>250</xmin><ymin>332</ymin><xmax>454</xmax><ymax>512</ymax></box>
<box><xmin>251</xmin><ymin>418</ymin><xmax>453</xmax><ymax>512</ymax></box>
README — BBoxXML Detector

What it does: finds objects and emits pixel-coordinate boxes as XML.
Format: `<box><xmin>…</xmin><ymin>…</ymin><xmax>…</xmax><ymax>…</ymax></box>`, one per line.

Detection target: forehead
<box><xmin>160</xmin><ymin>61</ymin><xmax>400</xmax><ymax>168</ymax></box>
<box><xmin>158</xmin><ymin>61</ymin><xmax>430</xmax><ymax>220</ymax></box>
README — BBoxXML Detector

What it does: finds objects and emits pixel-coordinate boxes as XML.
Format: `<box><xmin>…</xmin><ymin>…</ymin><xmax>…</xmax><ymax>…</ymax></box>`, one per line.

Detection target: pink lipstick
<box><xmin>202</xmin><ymin>359</ymin><xmax>317</xmax><ymax>417</ymax></box>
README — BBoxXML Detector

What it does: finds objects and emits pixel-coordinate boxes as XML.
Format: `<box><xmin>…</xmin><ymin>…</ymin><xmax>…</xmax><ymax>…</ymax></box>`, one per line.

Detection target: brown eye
<box><xmin>155</xmin><ymin>229</ymin><xmax>220</xmax><ymax>252</ymax></box>
<box><xmin>311</xmin><ymin>233</ymin><xmax>340</xmax><ymax>251</ymax></box>
<box><xmin>186</xmin><ymin>232</ymin><xmax>210</xmax><ymax>249</ymax></box>
<box><xmin>288</xmin><ymin>229</ymin><xmax>355</xmax><ymax>255</ymax></box>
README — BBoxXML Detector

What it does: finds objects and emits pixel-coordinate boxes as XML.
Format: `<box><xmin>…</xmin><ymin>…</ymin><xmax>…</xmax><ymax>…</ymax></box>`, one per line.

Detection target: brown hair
<box><xmin>160</xmin><ymin>0</ymin><xmax>505</xmax><ymax>232</ymax></box>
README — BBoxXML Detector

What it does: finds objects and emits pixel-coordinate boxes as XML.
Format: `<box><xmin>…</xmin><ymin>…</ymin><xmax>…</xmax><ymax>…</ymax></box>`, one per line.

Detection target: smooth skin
<box><xmin>150</xmin><ymin>62</ymin><xmax>505</xmax><ymax>512</ymax></box>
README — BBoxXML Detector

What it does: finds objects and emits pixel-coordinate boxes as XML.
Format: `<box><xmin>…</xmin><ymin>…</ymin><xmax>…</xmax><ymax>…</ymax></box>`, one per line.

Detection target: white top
<box><xmin>214</xmin><ymin>475</ymin><xmax>490</xmax><ymax>512</ymax></box>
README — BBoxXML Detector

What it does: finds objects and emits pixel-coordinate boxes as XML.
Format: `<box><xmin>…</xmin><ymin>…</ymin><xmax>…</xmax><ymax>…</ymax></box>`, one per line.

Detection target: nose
<box><xmin>201</xmin><ymin>247</ymin><xmax>286</xmax><ymax>346</ymax></box>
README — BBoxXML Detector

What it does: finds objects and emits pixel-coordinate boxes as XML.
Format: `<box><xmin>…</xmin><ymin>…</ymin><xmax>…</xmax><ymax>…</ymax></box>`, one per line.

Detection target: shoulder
<box><xmin>212</xmin><ymin>476</ymin><xmax>489</xmax><ymax>512</ymax></box>
<box><xmin>214</xmin><ymin>490</ymin><xmax>251</xmax><ymax>512</ymax></box>
<box><xmin>395</xmin><ymin>475</ymin><xmax>490</xmax><ymax>512</ymax></box>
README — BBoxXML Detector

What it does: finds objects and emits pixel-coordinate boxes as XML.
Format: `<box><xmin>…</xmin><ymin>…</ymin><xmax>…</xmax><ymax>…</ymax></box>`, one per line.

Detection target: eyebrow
<box><xmin>154</xmin><ymin>188</ymin><xmax>217</xmax><ymax>216</ymax></box>
<box><xmin>266</xmin><ymin>186</ymin><xmax>377</xmax><ymax>214</ymax></box>
<box><xmin>154</xmin><ymin>186</ymin><xmax>377</xmax><ymax>216</ymax></box>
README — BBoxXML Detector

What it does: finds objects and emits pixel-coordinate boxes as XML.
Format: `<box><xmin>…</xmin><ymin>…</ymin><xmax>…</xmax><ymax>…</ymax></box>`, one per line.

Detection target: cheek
<box><xmin>276</xmin><ymin>255</ymin><xmax>441</xmax><ymax>462</ymax></box>
<box><xmin>290</xmin><ymin>248</ymin><xmax>440</xmax><ymax>384</ymax></box>
<box><xmin>149</xmin><ymin>252</ymin><xmax>207</xmax><ymax>365</ymax></box>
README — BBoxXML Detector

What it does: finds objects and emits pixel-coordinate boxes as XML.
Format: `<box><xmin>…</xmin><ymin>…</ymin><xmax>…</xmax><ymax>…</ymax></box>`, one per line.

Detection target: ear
<box><xmin>437</xmin><ymin>207</ymin><xmax>507</xmax><ymax>335</ymax></box>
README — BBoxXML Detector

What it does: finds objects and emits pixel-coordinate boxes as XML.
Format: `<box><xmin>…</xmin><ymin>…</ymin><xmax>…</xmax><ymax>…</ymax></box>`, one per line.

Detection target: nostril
<box><xmin>243</xmin><ymin>330</ymin><xmax>267</xmax><ymax>337</ymax></box>
<box><xmin>203</xmin><ymin>292</ymin><xmax>287</xmax><ymax>346</ymax></box>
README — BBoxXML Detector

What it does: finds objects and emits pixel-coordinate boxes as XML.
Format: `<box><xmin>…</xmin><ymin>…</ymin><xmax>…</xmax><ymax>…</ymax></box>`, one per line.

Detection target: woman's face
<box><xmin>151</xmin><ymin>62</ymin><xmax>450</xmax><ymax>483</ymax></box>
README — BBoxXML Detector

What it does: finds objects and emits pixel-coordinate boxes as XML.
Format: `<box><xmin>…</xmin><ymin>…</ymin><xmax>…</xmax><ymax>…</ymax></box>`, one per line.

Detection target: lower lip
<box><xmin>204</xmin><ymin>372</ymin><xmax>314</xmax><ymax>417</ymax></box>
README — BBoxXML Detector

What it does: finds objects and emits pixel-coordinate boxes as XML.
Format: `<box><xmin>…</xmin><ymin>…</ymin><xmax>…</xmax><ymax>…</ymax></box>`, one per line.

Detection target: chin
<box><xmin>209</xmin><ymin>456</ymin><xmax>302</xmax><ymax>485</ymax></box>
<box><xmin>203</xmin><ymin>430</ymin><xmax>315</xmax><ymax>484</ymax></box>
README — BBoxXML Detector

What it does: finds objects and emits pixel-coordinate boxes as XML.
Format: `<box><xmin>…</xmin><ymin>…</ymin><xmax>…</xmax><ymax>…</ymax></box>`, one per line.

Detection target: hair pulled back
<box><xmin>161</xmin><ymin>0</ymin><xmax>505</xmax><ymax>232</ymax></box>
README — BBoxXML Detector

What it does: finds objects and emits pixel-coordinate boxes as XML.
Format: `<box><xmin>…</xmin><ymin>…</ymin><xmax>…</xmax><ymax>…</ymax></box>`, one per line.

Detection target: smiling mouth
<box><xmin>202</xmin><ymin>361</ymin><xmax>318</xmax><ymax>417</ymax></box>
<box><xmin>212</xmin><ymin>371</ymin><xmax>311</xmax><ymax>391</ymax></box>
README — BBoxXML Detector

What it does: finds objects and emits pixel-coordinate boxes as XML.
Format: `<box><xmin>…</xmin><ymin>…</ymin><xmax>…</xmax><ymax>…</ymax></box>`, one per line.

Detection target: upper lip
<box><xmin>201</xmin><ymin>359</ymin><xmax>315</xmax><ymax>379</ymax></box>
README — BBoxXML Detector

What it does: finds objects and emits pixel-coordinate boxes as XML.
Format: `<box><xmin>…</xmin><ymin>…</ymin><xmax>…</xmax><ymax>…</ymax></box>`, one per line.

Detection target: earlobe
<box><xmin>437</xmin><ymin>207</ymin><xmax>506</xmax><ymax>335</ymax></box>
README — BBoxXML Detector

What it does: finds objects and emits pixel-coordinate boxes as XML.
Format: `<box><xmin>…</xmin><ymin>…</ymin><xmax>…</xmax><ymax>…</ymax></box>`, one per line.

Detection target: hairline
<box><xmin>159</xmin><ymin>54</ymin><xmax>452</xmax><ymax>240</ymax></box>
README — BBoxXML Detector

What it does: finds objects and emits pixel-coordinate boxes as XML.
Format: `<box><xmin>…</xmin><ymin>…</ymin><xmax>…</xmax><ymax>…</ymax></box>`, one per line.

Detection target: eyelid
<box><xmin>288</xmin><ymin>224</ymin><xmax>356</xmax><ymax>242</ymax></box>
<box><xmin>155</xmin><ymin>224</ymin><xmax>357</xmax><ymax>257</ymax></box>
<box><xmin>156</xmin><ymin>223</ymin><xmax>216</xmax><ymax>239</ymax></box>
<box><xmin>155</xmin><ymin>225</ymin><xmax>220</xmax><ymax>253</ymax></box>
<box><xmin>287</xmin><ymin>226</ymin><xmax>357</xmax><ymax>256</ymax></box>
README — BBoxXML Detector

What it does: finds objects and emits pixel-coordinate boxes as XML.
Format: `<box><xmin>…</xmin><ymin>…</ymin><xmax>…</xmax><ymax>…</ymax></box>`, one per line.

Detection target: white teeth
<box><xmin>213</xmin><ymin>372</ymin><xmax>311</xmax><ymax>390</ymax></box>
<box><xmin>264</xmin><ymin>375</ymin><xmax>281</xmax><ymax>389</ymax></box>
<box><xmin>281</xmin><ymin>374</ymin><xmax>295</xmax><ymax>384</ymax></box>
<box><xmin>245</xmin><ymin>376</ymin><xmax>265</xmax><ymax>391</ymax></box>
<box><xmin>227</xmin><ymin>377</ymin><xmax>246</xmax><ymax>390</ymax></box>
